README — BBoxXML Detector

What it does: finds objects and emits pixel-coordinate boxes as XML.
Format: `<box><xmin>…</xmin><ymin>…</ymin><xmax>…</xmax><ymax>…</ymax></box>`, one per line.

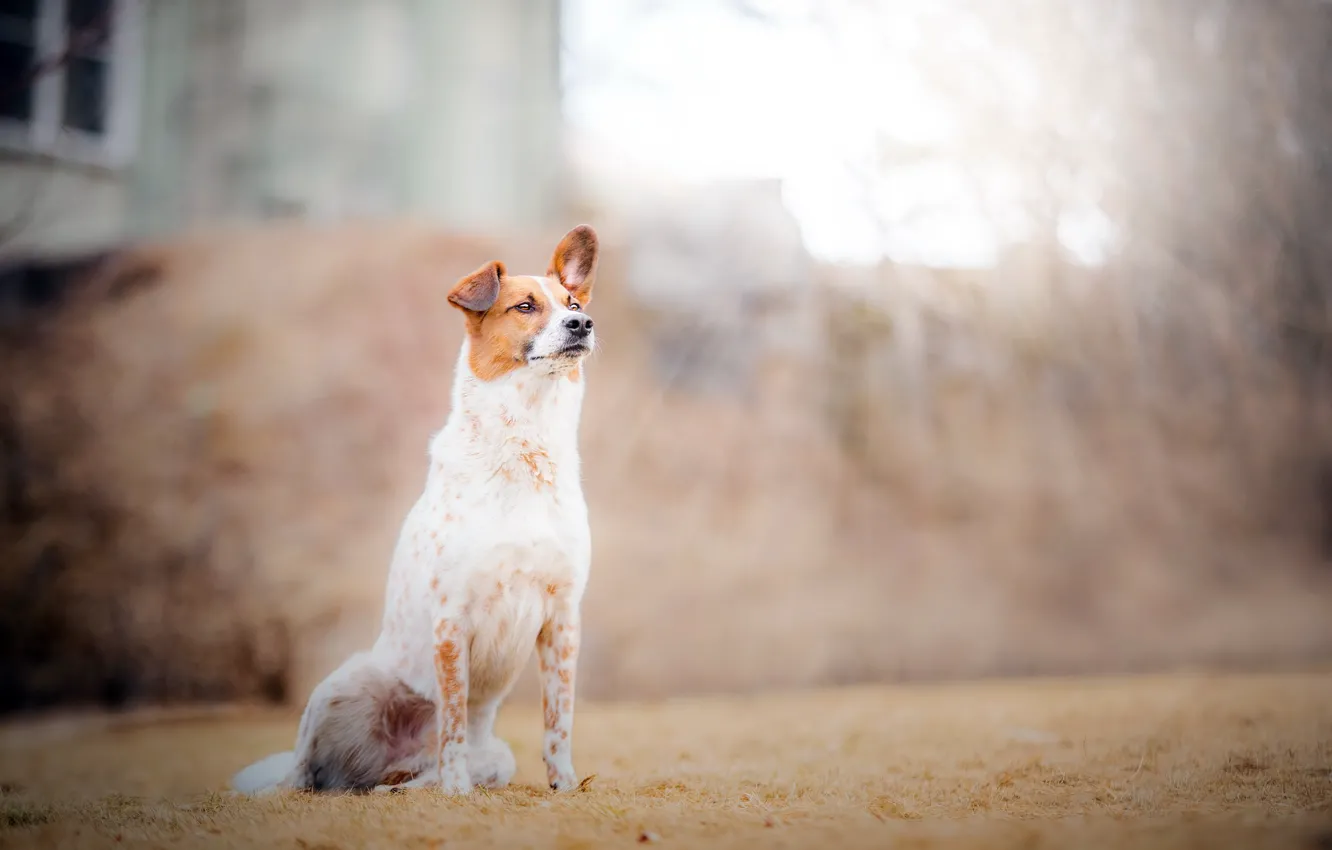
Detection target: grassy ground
<box><xmin>0</xmin><ymin>672</ymin><xmax>1329</xmax><ymax>849</ymax></box>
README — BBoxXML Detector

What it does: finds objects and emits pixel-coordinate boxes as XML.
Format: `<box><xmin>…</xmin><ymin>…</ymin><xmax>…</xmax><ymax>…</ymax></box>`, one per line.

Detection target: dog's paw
<box><xmin>438</xmin><ymin>762</ymin><xmax>472</xmax><ymax>797</ymax></box>
<box><xmin>439</xmin><ymin>779</ymin><xmax>472</xmax><ymax>796</ymax></box>
<box><xmin>469</xmin><ymin>738</ymin><xmax>517</xmax><ymax>790</ymax></box>
<box><xmin>546</xmin><ymin>761</ymin><xmax>579</xmax><ymax>793</ymax></box>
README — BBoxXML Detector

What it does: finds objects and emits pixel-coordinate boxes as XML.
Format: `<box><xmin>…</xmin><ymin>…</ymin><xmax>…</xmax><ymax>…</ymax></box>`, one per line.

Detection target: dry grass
<box><xmin>0</xmin><ymin>672</ymin><xmax>1329</xmax><ymax>849</ymax></box>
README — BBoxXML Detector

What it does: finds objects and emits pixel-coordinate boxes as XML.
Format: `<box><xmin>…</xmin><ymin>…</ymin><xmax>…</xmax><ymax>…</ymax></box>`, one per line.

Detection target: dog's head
<box><xmin>448</xmin><ymin>225</ymin><xmax>599</xmax><ymax>381</ymax></box>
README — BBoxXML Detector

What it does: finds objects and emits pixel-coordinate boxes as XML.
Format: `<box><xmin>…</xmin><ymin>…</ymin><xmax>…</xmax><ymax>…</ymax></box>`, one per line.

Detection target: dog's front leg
<box><xmin>432</xmin><ymin>616</ymin><xmax>471</xmax><ymax>795</ymax></box>
<box><xmin>537</xmin><ymin>606</ymin><xmax>580</xmax><ymax>791</ymax></box>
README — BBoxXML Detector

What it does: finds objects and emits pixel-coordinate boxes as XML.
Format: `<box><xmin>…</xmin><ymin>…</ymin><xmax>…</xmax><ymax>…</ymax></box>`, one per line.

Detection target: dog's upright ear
<box><xmin>448</xmin><ymin>260</ymin><xmax>505</xmax><ymax>314</ymax></box>
<box><xmin>548</xmin><ymin>225</ymin><xmax>599</xmax><ymax>305</ymax></box>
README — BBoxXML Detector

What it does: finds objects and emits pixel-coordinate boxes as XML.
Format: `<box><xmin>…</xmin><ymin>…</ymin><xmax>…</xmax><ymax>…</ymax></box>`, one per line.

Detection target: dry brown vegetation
<box><xmin>1</xmin><ymin>218</ymin><xmax>1332</xmax><ymax>712</ymax></box>
<box><xmin>0</xmin><ymin>671</ymin><xmax>1329</xmax><ymax>849</ymax></box>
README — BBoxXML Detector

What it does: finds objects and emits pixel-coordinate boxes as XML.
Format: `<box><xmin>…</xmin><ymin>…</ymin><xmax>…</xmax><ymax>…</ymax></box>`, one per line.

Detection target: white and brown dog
<box><xmin>232</xmin><ymin>225</ymin><xmax>600</xmax><ymax>796</ymax></box>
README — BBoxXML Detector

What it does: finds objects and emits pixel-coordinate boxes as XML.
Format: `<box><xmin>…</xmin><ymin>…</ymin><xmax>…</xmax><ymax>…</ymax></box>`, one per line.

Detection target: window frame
<box><xmin>0</xmin><ymin>0</ymin><xmax>142</xmax><ymax>169</ymax></box>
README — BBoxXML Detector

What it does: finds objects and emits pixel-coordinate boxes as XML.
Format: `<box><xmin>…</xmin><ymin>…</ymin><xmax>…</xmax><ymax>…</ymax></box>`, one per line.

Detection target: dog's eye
<box><xmin>568</xmin><ymin>301</ymin><xmax>581</xmax><ymax>312</ymax></box>
<box><xmin>514</xmin><ymin>302</ymin><xmax>535</xmax><ymax>313</ymax></box>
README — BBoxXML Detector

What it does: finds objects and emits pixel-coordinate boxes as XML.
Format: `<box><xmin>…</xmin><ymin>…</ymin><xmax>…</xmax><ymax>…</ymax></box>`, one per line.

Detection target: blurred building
<box><xmin>0</xmin><ymin>0</ymin><xmax>564</xmax><ymax>255</ymax></box>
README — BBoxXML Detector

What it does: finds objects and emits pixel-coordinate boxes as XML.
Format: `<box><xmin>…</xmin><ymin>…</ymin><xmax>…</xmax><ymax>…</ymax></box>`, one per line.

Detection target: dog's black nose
<box><xmin>564</xmin><ymin>315</ymin><xmax>593</xmax><ymax>335</ymax></box>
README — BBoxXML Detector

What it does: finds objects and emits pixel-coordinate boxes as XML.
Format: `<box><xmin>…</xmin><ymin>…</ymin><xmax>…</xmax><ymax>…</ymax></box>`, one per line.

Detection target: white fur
<box><xmin>527</xmin><ymin>275</ymin><xmax>591</xmax><ymax>360</ymax></box>
<box><xmin>231</xmin><ymin>751</ymin><xmax>296</xmax><ymax>796</ymax></box>
<box><xmin>231</xmin><ymin>269</ymin><xmax>594</xmax><ymax>797</ymax></box>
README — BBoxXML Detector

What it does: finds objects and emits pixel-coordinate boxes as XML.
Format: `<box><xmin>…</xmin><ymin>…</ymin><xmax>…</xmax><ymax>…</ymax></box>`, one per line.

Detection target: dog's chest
<box><xmin>443</xmin><ymin>411</ymin><xmax>591</xmax><ymax>663</ymax></box>
<box><xmin>379</xmin><ymin>374</ymin><xmax>591</xmax><ymax>698</ymax></box>
<box><xmin>446</xmin><ymin>476</ymin><xmax>588</xmax><ymax>700</ymax></box>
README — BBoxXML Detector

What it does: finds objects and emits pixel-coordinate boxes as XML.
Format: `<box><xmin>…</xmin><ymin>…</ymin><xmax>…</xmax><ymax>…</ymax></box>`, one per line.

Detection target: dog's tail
<box><xmin>231</xmin><ymin>750</ymin><xmax>297</xmax><ymax>796</ymax></box>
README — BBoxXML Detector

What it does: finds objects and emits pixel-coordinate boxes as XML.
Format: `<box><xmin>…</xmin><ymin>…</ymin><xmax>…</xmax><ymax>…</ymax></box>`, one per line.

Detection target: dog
<box><xmin>231</xmin><ymin>225</ymin><xmax>600</xmax><ymax>796</ymax></box>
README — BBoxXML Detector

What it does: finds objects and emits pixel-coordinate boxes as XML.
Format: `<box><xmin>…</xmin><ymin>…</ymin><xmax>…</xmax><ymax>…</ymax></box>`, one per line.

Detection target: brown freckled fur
<box><xmin>537</xmin><ymin>616</ymin><xmax>579</xmax><ymax>789</ymax></box>
<box><xmin>520</xmin><ymin>447</ymin><xmax>557</xmax><ymax>491</ymax></box>
<box><xmin>543</xmin><ymin>699</ymin><xmax>560</xmax><ymax>731</ymax></box>
<box><xmin>434</xmin><ymin>631</ymin><xmax>465</xmax><ymax>760</ymax></box>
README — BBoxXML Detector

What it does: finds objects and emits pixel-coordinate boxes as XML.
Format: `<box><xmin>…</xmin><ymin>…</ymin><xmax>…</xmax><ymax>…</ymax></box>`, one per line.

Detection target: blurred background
<box><xmin>2</xmin><ymin>0</ymin><xmax>1332</xmax><ymax>716</ymax></box>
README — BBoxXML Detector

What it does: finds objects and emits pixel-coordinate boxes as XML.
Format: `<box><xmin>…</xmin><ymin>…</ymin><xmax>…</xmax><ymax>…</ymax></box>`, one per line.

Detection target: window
<box><xmin>0</xmin><ymin>0</ymin><xmax>140</xmax><ymax>167</ymax></box>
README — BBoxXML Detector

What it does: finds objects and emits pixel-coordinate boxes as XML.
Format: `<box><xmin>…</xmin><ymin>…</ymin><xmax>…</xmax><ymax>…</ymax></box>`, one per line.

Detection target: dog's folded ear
<box><xmin>548</xmin><ymin>225</ymin><xmax>598</xmax><ymax>305</ymax></box>
<box><xmin>448</xmin><ymin>261</ymin><xmax>506</xmax><ymax>313</ymax></box>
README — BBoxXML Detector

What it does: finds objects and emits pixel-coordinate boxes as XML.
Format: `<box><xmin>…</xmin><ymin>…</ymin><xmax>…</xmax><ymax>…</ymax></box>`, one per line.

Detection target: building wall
<box><xmin>1</xmin><ymin>0</ymin><xmax>564</xmax><ymax>255</ymax></box>
<box><xmin>0</xmin><ymin>160</ymin><xmax>127</xmax><ymax>255</ymax></box>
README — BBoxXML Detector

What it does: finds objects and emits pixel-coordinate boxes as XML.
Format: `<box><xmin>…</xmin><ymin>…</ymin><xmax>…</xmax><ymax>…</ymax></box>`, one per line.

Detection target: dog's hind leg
<box><xmin>373</xmin><ymin>697</ymin><xmax>515</xmax><ymax>793</ymax></box>
<box><xmin>281</xmin><ymin>653</ymin><xmax>434</xmax><ymax>793</ymax></box>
